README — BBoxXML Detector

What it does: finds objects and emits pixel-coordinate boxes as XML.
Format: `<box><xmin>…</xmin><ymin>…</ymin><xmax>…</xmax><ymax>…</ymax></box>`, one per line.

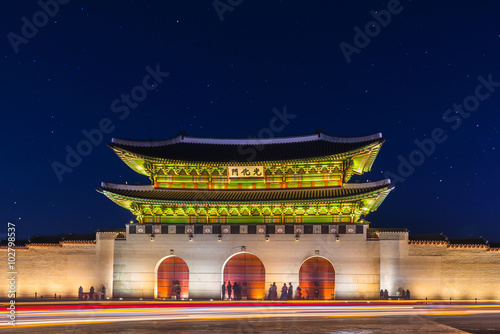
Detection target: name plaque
<box><xmin>228</xmin><ymin>166</ymin><xmax>264</xmax><ymax>178</ymax></box>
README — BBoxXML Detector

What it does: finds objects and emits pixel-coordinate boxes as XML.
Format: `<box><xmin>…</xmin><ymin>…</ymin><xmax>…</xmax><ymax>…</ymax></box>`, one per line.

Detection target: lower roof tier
<box><xmin>98</xmin><ymin>180</ymin><xmax>393</xmax><ymax>222</ymax></box>
<box><xmin>100</xmin><ymin>179</ymin><xmax>392</xmax><ymax>203</ymax></box>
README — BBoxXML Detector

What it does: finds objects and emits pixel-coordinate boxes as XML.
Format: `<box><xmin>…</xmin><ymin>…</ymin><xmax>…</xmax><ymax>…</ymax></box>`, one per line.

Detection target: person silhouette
<box><xmin>281</xmin><ymin>283</ymin><xmax>288</xmax><ymax>300</ymax></box>
<box><xmin>227</xmin><ymin>281</ymin><xmax>233</xmax><ymax>300</ymax></box>
<box><xmin>314</xmin><ymin>283</ymin><xmax>319</xmax><ymax>300</ymax></box>
<box><xmin>271</xmin><ymin>282</ymin><xmax>278</xmax><ymax>300</ymax></box>
<box><xmin>174</xmin><ymin>281</ymin><xmax>181</xmax><ymax>300</ymax></box>
<box><xmin>296</xmin><ymin>286</ymin><xmax>302</xmax><ymax>299</ymax></box>
<box><xmin>233</xmin><ymin>282</ymin><xmax>240</xmax><ymax>300</ymax></box>
<box><xmin>287</xmin><ymin>282</ymin><xmax>293</xmax><ymax>300</ymax></box>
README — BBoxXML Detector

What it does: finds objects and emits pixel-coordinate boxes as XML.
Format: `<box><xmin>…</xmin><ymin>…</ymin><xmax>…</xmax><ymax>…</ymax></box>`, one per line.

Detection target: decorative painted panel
<box><xmin>275</xmin><ymin>226</ymin><xmax>285</xmax><ymax>234</ymax></box>
<box><xmin>185</xmin><ymin>225</ymin><xmax>194</xmax><ymax>234</ymax></box>
<box><xmin>294</xmin><ymin>225</ymin><xmax>304</xmax><ymax>235</ymax></box>
<box><xmin>329</xmin><ymin>225</ymin><xmax>339</xmax><ymax>234</ymax></box>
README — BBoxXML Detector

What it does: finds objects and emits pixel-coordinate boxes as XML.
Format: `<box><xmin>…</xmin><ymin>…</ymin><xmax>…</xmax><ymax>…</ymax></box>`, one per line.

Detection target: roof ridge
<box><xmin>111</xmin><ymin>132</ymin><xmax>383</xmax><ymax>147</ymax></box>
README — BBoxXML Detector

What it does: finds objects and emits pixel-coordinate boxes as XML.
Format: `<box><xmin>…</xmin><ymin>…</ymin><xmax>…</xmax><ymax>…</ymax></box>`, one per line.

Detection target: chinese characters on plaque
<box><xmin>228</xmin><ymin>166</ymin><xmax>264</xmax><ymax>178</ymax></box>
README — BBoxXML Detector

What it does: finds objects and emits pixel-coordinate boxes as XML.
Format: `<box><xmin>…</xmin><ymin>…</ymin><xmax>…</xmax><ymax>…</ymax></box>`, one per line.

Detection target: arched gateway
<box><xmin>223</xmin><ymin>253</ymin><xmax>265</xmax><ymax>300</ymax></box>
<box><xmin>157</xmin><ymin>256</ymin><xmax>189</xmax><ymax>299</ymax></box>
<box><xmin>299</xmin><ymin>256</ymin><xmax>335</xmax><ymax>300</ymax></box>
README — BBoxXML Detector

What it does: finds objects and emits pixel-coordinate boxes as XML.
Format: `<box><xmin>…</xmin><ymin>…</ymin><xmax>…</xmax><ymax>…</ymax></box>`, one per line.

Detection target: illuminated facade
<box><xmin>100</xmin><ymin>132</ymin><xmax>392</xmax><ymax>300</ymax></box>
<box><xmin>1</xmin><ymin>132</ymin><xmax>499</xmax><ymax>301</ymax></box>
<box><xmin>101</xmin><ymin>132</ymin><xmax>390</xmax><ymax>225</ymax></box>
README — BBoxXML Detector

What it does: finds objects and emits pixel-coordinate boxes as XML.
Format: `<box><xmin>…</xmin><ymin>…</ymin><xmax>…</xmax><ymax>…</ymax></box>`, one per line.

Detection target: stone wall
<box><xmin>3</xmin><ymin>228</ymin><xmax>498</xmax><ymax>301</ymax></box>
<box><xmin>378</xmin><ymin>232</ymin><xmax>443</xmax><ymax>299</ymax></box>
<box><xmin>0</xmin><ymin>233</ymin><xmax>115</xmax><ymax>299</ymax></box>
<box><xmin>113</xmin><ymin>226</ymin><xmax>381</xmax><ymax>300</ymax></box>
<box><xmin>374</xmin><ymin>232</ymin><xmax>500</xmax><ymax>300</ymax></box>
<box><xmin>408</xmin><ymin>244</ymin><xmax>500</xmax><ymax>300</ymax></box>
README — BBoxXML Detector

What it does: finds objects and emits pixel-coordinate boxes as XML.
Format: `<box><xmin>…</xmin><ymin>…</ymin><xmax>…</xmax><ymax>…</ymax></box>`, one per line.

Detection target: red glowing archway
<box><xmin>223</xmin><ymin>253</ymin><xmax>265</xmax><ymax>300</ymax></box>
<box><xmin>299</xmin><ymin>257</ymin><xmax>335</xmax><ymax>300</ymax></box>
<box><xmin>157</xmin><ymin>256</ymin><xmax>189</xmax><ymax>299</ymax></box>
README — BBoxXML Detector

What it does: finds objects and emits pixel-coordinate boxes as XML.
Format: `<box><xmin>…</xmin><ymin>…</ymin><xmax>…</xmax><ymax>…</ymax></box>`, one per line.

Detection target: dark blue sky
<box><xmin>2</xmin><ymin>1</ymin><xmax>499</xmax><ymax>240</ymax></box>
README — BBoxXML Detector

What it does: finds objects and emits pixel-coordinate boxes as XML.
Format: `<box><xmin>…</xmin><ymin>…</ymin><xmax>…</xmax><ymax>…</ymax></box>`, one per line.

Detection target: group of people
<box><xmin>221</xmin><ymin>281</ymin><xmax>243</xmax><ymax>300</ymax></box>
<box><xmin>268</xmin><ymin>283</ymin><xmax>321</xmax><ymax>300</ymax></box>
<box><xmin>268</xmin><ymin>282</ymin><xmax>298</xmax><ymax>300</ymax></box>
<box><xmin>78</xmin><ymin>286</ymin><xmax>106</xmax><ymax>300</ymax></box>
<box><xmin>380</xmin><ymin>288</ymin><xmax>411</xmax><ymax>300</ymax></box>
<box><xmin>222</xmin><ymin>281</ymin><xmax>322</xmax><ymax>300</ymax></box>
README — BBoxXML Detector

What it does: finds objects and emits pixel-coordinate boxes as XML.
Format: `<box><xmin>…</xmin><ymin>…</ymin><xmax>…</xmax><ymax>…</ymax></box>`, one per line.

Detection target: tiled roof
<box><xmin>109</xmin><ymin>133</ymin><xmax>384</xmax><ymax>162</ymax></box>
<box><xmin>488</xmin><ymin>241</ymin><xmax>500</xmax><ymax>249</ymax></box>
<box><xmin>448</xmin><ymin>237</ymin><xmax>487</xmax><ymax>246</ymax></box>
<box><xmin>99</xmin><ymin>180</ymin><xmax>393</xmax><ymax>203</ymax></box>
<box><xmin>367</xmin><ymin>228</ymin><xmax>408</xmax><ymax>233</ymax></box>
<box><xmin>0</xmin><ymin>233</ymin><xmax>96</xmax><ymax>247</ymax></box>
<box><xmin>0</xmin><ymin>238</ymin><xmax>29</xmax><ymax>247</ymax></box>
<box><xmin>28</xmin><ymin>234</ymin><xmax>63</xmax><ymax>244</ymax></box>
<box><xmin>407</xmin><ymin>234</ymin><xmax>496</xmax><ymax>248</ymax></box>
<box><xmin>409</xmin><ymin>233</ymin><xmax>447</xmax><ymax>242</ymax></box>
<box><xmin>97</xmin><ymin>228</ymin><xmax>126</xmax><ymax>233</ymax></box>
<box><xmin>61</xmin><ymin>233</ymin><xmax>96</xmax><ymax>242</ymax></box>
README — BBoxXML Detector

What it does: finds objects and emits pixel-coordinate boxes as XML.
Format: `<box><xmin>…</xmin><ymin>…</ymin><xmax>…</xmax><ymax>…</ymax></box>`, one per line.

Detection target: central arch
<box><xmin>223</xmin><ymin>253</ymin><xmax>265</xmax><ymax>300</ymax></box>
<box><xmin>157</xmin><ymin>256</ymin><xmax>189</xmax><ymax>299</ymax></box>
<box><xmin>299</xmin><ymin>256</ymin><xmax>335</xmax><ymax>300</ymax></box>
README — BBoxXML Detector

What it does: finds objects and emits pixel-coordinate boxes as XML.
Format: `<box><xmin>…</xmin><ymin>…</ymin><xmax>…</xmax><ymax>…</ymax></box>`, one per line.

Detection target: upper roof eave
<box><xmin>111</xmin><ymin>132</ymin><xmax>383</xmax><ymax>147</ymax></box>
<box><xmin>108</xmin><ymin>136</ymin><xmax>385</xmax><ymax>166</ymax></box>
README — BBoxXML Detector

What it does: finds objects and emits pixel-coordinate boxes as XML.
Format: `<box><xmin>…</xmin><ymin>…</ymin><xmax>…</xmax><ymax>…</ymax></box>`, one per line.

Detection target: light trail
<box><xmin>1</xmin><ymin>301</ymin><xmax>500</xmax><ymax>329</ymax></box>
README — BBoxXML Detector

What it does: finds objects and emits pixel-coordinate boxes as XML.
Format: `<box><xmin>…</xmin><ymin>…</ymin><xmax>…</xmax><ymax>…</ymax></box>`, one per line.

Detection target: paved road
<box><xmin>2</xmin><ymin>301</ymin><xmax>500</xmax><ymax>333</ymax></box>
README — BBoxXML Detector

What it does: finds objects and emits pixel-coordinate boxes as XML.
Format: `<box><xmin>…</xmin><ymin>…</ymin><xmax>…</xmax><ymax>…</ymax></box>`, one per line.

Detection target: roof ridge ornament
<box><xmin>179</xmin><ymin>130</ymin><xmax>186</xmax><ymax>140</ymax></box>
